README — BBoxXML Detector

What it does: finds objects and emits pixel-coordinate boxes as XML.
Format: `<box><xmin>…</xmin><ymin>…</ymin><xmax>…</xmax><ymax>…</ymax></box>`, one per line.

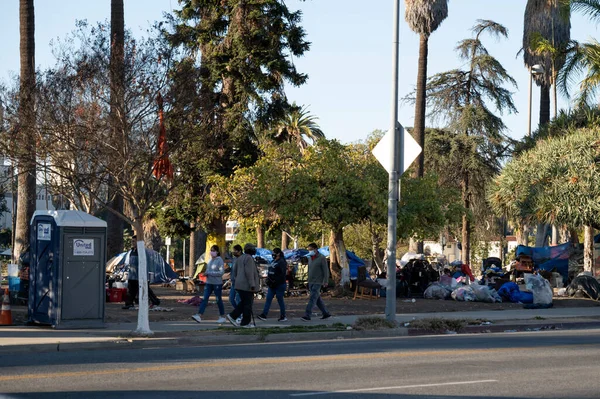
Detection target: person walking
<box><xmin>301</xmin><ymin>243</ymin><xmax>331</xmax><ymax>321</ymax></box>
<box><xmin>228</xmin><ymin>244</ymin><xmax>243</xmax><ymax>308</ymax></box>
<box><xmin>192</xmin><ymin>245</ymin><xmax>226</xmax><ymax>323</ymax></box>
<box><xmin>257</xmin><ymin>248</ymin><xmax>287</xmax><ymax>322</ymax></box>
<box><xmin>226</xmin><ymin>243</ymin><xmax>259</xmax><ymax>328</ymax></box>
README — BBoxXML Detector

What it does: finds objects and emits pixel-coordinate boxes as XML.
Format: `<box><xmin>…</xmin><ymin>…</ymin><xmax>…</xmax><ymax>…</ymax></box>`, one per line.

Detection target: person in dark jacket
<box><xmin>257</xmin><ymin>248</ymin><xmax>288</xmax><ymax>322</ymax></box>
<box><xmin>301</xmin><ymin>243</ymin><xmax>331</xmax><ymax>321</ymax></box>
<box><xmin>226</xmin><ymin>243</ymin><xmax>259</xmax><ymax>328</ymax></box>
<box><xmin>122</xmin><ymin>236</ymin><xmax>160</xmax><ymax>309</ymax></box>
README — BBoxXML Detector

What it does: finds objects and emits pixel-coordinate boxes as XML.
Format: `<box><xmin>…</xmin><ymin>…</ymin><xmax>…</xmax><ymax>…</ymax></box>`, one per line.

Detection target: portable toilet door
<box><xmin>28</xmin><ymin>215</ymin><xmax>59</xmax><ymax>325</ymax></box>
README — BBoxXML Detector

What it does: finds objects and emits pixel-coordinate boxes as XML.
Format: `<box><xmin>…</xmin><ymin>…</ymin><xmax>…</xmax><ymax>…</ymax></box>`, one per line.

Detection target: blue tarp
<box><xmin>317</xmin><ymin>246</ymin><xmax>366</xmax><ymax>279</ymax></box>
<box><xmin>515</xmin><ymin>242</ymin><xmax>571</xmax><ymax>282</ymax></box>
<box><xmin>254</xmin><ymin>248</ymin><xmax>273</xmax><ymax>263</ymax></box>
<box><xmin>284</xmin><ymin>249</ymin><xmax>309</xmax><ymax>262</ymax></box>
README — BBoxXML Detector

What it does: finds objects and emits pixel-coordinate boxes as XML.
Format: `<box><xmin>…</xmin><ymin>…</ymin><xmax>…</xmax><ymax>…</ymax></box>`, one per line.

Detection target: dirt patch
<box><xmin>7</xmin><ymin>285</ymin><xmax>600</xmax><ymax>325</ymax></box>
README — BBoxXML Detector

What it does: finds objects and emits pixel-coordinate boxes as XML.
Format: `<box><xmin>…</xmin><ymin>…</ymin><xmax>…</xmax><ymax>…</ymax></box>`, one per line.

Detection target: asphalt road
<box><xmin>1</xmin><ymin>329</ymin><xmax>600</xmax><ymax>398</ymax></box>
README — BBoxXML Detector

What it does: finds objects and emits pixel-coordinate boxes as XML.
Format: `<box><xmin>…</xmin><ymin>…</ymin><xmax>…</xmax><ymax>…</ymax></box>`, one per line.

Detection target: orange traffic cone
<box><xmin>0</xmin><ymin>288</ymin><xmax>12</xmax><ymax>325</ymax></box>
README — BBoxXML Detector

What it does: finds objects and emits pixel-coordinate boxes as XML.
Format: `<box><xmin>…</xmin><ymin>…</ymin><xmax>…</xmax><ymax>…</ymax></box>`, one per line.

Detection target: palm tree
<box><xmin>14</xmin><ymin>0</ymin><xmax>36</xmax><ymax>261</ymax></box>
<box><xmin>556</xmin><ymin>1</ymin><xmax>600</xmax><ymax>106</ymax></box>
<box><xmin>404</xmin><ymin>0</ymin><xmax>448</xmax><ymax>254</ymax></box>
<box><xmin>273</xmin><ymin>104</ymin><xmax>324</xmax><ymax>151</ymax></box>
<box><xmin>523</xmin><ymin>0</ymin><xmax>571</xmax><ymax>247</ymax></box>
<box><xmin>107</xmin><ymin>0</ymin><xmax>126</xmax><ymax>258</ymax></box>
<box><xmin>404</xmin><ymin>0</ymin><xmax>449</xmax><ymax>179</ymax></box>
<box><xmin>523</xmin><ymin>0</ymin><xmax>571</xmax><ymax>126</ymax></box>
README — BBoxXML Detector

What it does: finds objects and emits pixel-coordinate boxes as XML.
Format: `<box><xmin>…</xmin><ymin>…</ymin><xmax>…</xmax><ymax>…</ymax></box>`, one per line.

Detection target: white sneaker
<box><xmin>191</xmin><ymin>314</ymin><xmax>202</xmax><ymax>323</ymax></box>
<box><xmin>217</xmin><ymin>316</ymin><xmax>226</xmax><ymax>324</ymax></box>
<box><xmin>241</xmin><ymin>323</ymin><xmax>255</xmax><ymax>329</ymax></box>
<box><xmin>236</xmin><ymin>316</ymin><xmax>242</xmax><ymax>324</ymax></box>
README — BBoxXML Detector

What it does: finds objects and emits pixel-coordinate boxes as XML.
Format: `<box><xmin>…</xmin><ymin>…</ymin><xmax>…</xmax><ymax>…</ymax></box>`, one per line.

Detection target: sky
<box><xmin>0</xmin><ymin>1</ymin><xmax>598</xmax><ymax>144</ymax></box>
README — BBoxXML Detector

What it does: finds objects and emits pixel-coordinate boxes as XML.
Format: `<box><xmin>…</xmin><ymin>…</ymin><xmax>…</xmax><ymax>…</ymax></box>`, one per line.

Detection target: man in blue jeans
<box><xmin>301</xmin><ymin>243</ymin><xmax>331</xmax><ymax>321</ymax></box>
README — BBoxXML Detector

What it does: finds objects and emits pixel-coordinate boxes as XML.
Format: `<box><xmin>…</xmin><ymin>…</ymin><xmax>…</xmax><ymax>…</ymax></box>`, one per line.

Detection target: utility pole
<box><xmin>385</xmin><ymin>0</ymin><xmax>402</xmax><ymax>323</ymax></box>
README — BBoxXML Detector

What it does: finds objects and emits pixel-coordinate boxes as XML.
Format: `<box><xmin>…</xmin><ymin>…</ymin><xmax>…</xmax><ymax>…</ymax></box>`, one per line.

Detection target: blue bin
<box><xmin>8</xmin><ymin>276</ymin><xmax>20</xmax><ymax>292</ymax></box>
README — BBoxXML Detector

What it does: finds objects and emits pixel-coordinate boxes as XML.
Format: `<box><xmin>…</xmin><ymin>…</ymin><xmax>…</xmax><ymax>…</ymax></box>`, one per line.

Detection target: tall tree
<box><xmin>166</xmin><ymin>0</ymin><xmax>310</xmax><ymax>258</ymax></box>
<box><xmin>523</xmin><ymin>0</ymin><xmax>571</xmax><ymax>246</ymax></box>
<box><xmin>106</xmin><ymin>0</ymin><xmax>125</xmax><ymax>258</ymax></box>
<box><xmin>14</xmin><ymin>0</ymin><xmax>36</xmax><ymax>261</ymax></box>
<box><xmin>421</xmin><ymin>20</ymin><xmax>516</xmax><ymax>264</ymax></box>
<box><xmin>405</xmin><ymin>0</ymin><xmax>449</xmax><ymax>254</ymax></box>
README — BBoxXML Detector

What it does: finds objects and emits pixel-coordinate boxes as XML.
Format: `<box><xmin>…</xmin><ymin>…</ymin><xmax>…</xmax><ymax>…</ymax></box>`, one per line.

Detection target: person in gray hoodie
<box><xmin>192</xmin><ymin>245</ymin><xmax>226</xmax><ymax>323</ymax></box>
<box><xmin>301</xmin><ymin>243</ymin><xmax>331</xmax><ymax>321</ymax></box>
<box><xmin>226</xmin><ymin>243</ymin><xmax>259</xmax><ymax>328</ymax></box>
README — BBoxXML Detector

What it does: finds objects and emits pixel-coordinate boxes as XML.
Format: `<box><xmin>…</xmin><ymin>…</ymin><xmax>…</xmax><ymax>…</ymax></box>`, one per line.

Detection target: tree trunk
<box><xmin>329</xmin><ymin>228</ymin><xmax>349</xmax><ymax>287</ymax></box>
<box><xmin>131</xmin><ymin>217</ymin><xmax>152</xmax><ymax>336</ymax></box>
<box><xmin>551</xmin><ymin>224</ymin><xmax>558</xmax><ymax>245</ymax></box>
<box><xmin>143</xmin><ymin>218</ymin><xmax>161</xmax><ymax>252</ymax></box>
<box><xmin>516</xmin><ymin>224</ymin><xmax>529</xmax><ymax>246</ymax></box>
<box><xmin>584</xmin><ymin>225</ymin><xmax>593</xmax><ymax>273</ymax></box>
<box><xmin>570</xmin><ymin>228</ymin><xmax>580</xmax><ymax>244</ymax></box>
<box><xmin>256</xmin><ymin>224</ymin><xmax>264</xmax><ymax>248</ymax></box>
<box><xmin>188</xmin><ymin>224</ymin><xmax>196</xmax><ymax>277</ymax></box>
<box><xmin>535</xmin><ymin>223</ymin><xmax>549</xmax><ymax>247</ymax></box>
<box><xmin>281</xmin><ymin>230</ymin><xmax>288</xmax><ymax>250</ymax></box>
<box><xmin>413</xmin><ymin>34</ymin><xmax>428</xmax><ymax>179</ymax></box>
<box><xmin>14</xmin><ymin>0</ymin><xmax>36</xmax><ymax>261</ymax></box>
<box><xmin>461</xmin><ymin>171</ymin><xmax>470</xmax><ymax>264</ymax></box>
<box><xmin>371</xmin><ymin>241</ymin><xmax>384</xmax><ymax>276</ymax></box>
<box><xmin>559</xmin><ymin>225</ymin><xmax>570</xmax><ymax>244</ymax></box>
<box><xmin>106</xmin><ymin>0</ymin><xmax>125</xmax><ymax>259</ymax></box>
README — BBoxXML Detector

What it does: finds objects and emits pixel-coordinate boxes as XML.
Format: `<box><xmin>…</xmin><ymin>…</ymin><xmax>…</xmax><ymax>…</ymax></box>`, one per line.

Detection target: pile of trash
<box><xmin>424</xmin><ymin>282</ymin><xmax>501</xmax><ymax>303</ymax></box>
<box><xmin>565</xmin><ymin>273</ymin><xmax>600</xmax><ymax>300</ymax></box>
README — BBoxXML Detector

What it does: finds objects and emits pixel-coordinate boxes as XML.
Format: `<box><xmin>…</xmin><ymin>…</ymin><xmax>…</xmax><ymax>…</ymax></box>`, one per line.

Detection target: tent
<box><xmin>515</xmin><ymin>242</ymin><xmax>571</xmax><ymax>282</ymax></box>
<box><xmin>106</xmin><ymin>248</ymin><xmax>178</xmax><ymax>284</ymax></box>
<box><xmin>317</xmin><ymin>246</ymin><xmax>366</xmax><ymax>280</ymax></box>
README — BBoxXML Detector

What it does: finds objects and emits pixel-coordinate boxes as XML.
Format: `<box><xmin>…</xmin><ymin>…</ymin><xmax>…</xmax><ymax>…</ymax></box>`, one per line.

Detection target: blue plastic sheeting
<box><xmin>515</xmin><ymin>242</ymin><xmax>571</xmax><ymax>282</ymax></box>
<box><xmin>497</xmin><ymin>282</ymin><xmax>533</xmax><ymax>304</ymax></box>
<box><xmin>317</xmin><ymin>246</ymin><xmax>366</xmax><ymax>279</ymax></box>
<box><xmin>254</xmin><ymin>248</ymin><xmax>273</xmax><ymax>263</ymax></box>
<box><xmin>284</xmin><ymin>249</ymin><xmax>309</xmax><ymax>262</ymax></box>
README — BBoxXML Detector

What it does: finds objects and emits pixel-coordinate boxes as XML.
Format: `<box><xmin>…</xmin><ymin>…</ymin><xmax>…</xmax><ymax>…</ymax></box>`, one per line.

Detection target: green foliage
<box><xmin>490</xmin><ymin>128</ymin><xmax>600</xmax><ymax>228</ymax></box>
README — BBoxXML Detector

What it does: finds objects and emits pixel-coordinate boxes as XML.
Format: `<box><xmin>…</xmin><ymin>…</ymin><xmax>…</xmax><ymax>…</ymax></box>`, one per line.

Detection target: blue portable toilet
<box><xmin>28</xmin><ymin>210</ymin><xmax>107</xmax><ymax>328</ymax></box>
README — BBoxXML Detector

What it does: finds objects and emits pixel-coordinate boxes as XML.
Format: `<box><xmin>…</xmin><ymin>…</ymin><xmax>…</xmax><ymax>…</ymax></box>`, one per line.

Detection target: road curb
<box><xmin>2</xmin><ymin>320</ymin><xmax>600</xmax><ymax>354</ymax></box>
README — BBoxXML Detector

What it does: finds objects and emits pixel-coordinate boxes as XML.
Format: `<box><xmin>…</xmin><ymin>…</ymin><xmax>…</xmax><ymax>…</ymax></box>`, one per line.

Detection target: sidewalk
<box><xmin>2</xmin><ymin>306</ymin><xmax>600</xmax><ymax>353</ymax></box>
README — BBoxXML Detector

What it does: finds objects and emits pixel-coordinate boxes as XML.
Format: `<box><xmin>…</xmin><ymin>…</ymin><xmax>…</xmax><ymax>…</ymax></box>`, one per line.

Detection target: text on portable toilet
<box><xmin>73</xmin><ymin>239</ymin><xmax>95</xmax><ymax>256</ymax></box>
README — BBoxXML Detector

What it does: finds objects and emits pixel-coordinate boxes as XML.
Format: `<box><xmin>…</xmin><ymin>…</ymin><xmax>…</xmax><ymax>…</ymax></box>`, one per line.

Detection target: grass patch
<box><xmin>217</xmin><ymin>323</ymin><xmax>348</xmax><ymax>336</ymax></box>
<box><xmin>407</xmin><ymin>318</ymin><xmax>468</xmax><ymax>333</ymax></box>
<box><xmin>352</xmin><ymin>316</ymin><xmax>396</xmax><ymax>331</ymax></box>
<box><xmin>534</xmin><ymin>316</ymin><xmax>546</xmax><ymax>320</ymax></box>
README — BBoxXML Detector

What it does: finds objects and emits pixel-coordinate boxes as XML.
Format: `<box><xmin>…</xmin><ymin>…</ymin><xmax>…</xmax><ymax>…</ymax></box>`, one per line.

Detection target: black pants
<box><xmin>229</xmin><ymin>289</ymin><xmax>254</xmax><ymax>326</ymax></box>
<box><xmin>125</xmin><ymin>280</ymin><xmax>160</xmax><ymax>306</ymax></box>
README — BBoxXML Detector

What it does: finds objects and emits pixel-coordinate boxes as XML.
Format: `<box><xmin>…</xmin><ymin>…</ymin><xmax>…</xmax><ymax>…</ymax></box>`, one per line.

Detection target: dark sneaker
<box><xmin>122</xmin><ymin>305</ymin><xmax>134</xmax><ymax>310</ymax></box>
<box><xmin>257</xmin><ymin>314</ymin><xmax>267</xmax><ymax>321</ymax></box>
<box><xmin>226</xmin><ymin>314</ymin><xmax>240</xmax><ymax>327</ymax></box>
<box><xmin>301</xmin><ymin>316</ymin><xmax>311</xmax><ymax>322</ymax></box>
<box><xmin>278</xmin><ymin>316</ymin><xmax>288</xmax><ymax>322</ymax></box>
<box><xmin>320</xmin><ymin>314</ymin><xmax>331</xmax><ymax>320</ymax></box>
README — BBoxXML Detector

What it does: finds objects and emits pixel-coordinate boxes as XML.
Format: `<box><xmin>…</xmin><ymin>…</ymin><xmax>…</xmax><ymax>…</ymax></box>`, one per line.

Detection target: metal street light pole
<box><xmin>385</xmin><ymin>0</ymin><xmax>401</xmax><ymax>323</ymax></box>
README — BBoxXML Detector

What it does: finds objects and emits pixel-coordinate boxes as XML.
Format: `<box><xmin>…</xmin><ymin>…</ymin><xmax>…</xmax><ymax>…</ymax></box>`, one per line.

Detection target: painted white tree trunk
<box><xmin>133</xmin><ymin>240</ymin><xmax>153</xmax><ymax>336</ymax></box>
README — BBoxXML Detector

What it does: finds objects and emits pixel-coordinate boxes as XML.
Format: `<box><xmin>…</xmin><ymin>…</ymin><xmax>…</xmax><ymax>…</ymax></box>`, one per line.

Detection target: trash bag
<box><xmin>516</xmin><ymin>291</ymin><xmax>534</xmax><ymax>304</ymax></box>
<box><xmin>498</xmin><ymin>282</ymin><xmax>521</xmax><ymax>303</ymax></box>
<box><xmin>525</xmin><ymin>274</ymin><xmax>553</xmax><ymax>305</ymax></box>
<box><xmin>566</xmin><ymin>275</ymin><xmax>600</xmax><ymax>300</ymax></box>
<box><xmin>471</xmin><ymin>283</ymin><xmax>502</xmax><ymax>303</ymax></box>
<box><xmin>451</xmin><ymin>285</ymin><xmax>476</xmax><ymax>301</ymax></box>
<box><xmin>424</xmin><ymin>283</ymin><xmax>452</xmax><ymax>300</ymax></box>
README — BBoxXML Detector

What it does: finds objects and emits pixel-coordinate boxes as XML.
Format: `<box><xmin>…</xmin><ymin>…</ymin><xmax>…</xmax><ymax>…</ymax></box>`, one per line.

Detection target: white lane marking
<box><xmin>289</xmin><ymin>379</ymin><xmax>498</xmax><ymax>397</ymax></box>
